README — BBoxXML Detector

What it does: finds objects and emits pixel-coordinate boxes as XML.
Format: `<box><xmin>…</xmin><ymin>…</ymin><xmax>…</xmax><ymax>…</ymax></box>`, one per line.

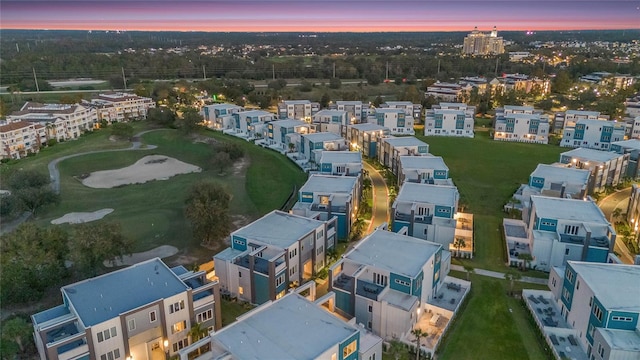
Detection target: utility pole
<box><xmin>202</xmin><ymin>65</ymin><xmax>207</xmax><ymax>80</ymax></box>
<box><xmin>333</xmin><ymin>63</ymin><xmax>336</xmax><ymax>78</ymax></box>
<box><xmin>386</xmin><ymin>61</ymin><xmax>389</xmax><ymax>80</ymax></box>
<box><xmin>121</xmin><ymin>67</ymin><xmax>127</xmax><ymax>90</ymax></box>
<box><xmin>32</xmin><ymin>68</ymin><xmax>40</xmax><ymax>92</ymax></box>
<box><xmin>494</xmin><ymin>58</ymin><xmax>499</xmax><ymax>77</ymax></box>
<box><xmin>437</xmin><ymin>59</ymin><xmax>441</xmax><ymax>75</ymax></box>
<box><xmin>15</xmin><ymin>43</ymin><xmax>19</xmax><ymax>53</ymax></box>
<box><xmin>272</xmin><ymin>64</ymin><xmax>276</xmax><ymax>80</ymax></box>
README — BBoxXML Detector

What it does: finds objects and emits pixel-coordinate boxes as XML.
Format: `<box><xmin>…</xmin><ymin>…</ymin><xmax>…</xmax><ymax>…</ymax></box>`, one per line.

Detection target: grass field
<box><xmin>8</xmin><ymin>125</ymin><xmax>307</xmax><ymax>263</ymax></box>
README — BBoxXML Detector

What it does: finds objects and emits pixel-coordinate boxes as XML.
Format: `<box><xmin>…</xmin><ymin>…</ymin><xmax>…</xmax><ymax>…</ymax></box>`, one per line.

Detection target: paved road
<box><xmin>48</xmin><ymin>129</ymin><xmax>160</xmax><ymax>194</ymax></box>
<box><xmin>363</xmin><ymin>162</ymin><xmax>389</xmax><ymax>233</ymax></box>
<box><xmin>598</xmin><ymin>188</ymin><xmax>635</xmax><ymax>264</ymax></box>
<box><xmin>450</xmin><ymin>265</ymin><xmax>548</xmax><ymax>285</ymax></box>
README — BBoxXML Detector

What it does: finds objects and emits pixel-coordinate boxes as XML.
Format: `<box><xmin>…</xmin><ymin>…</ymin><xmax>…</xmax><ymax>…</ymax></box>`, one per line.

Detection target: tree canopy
<box><xmin>69</xmin><ymin>222</ymin><xmax>134</xmax><ymax>277</ymax></box>
<box><xmin>184</xmin><ymin>182</ymin><xmax>232</xmax><ymax>247</ymax></box>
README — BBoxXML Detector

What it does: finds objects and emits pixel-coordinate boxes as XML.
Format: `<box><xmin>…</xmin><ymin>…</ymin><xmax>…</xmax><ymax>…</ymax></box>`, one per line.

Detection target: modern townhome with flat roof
<box><xmin>523</xmin><ymin>196</ymin><xmax>615</xmax><ymax>272</ymax></box>
<box><xmin>493</xmin><ymin>105</ymin><xmax>550</xmax><ymax>144</ymax></box>
<box><xmin>177</xmin><ymin>292</ymin><xmax>383</xmax><ymax>360</ymax></box>
<box><xmin>226</xmin><ymin>109</ymin><xmax>276</xmax><ymax>140</ymax></box>
<box><xmin>277</xmin><ymin>100</ymin><xmax>319</xmax><ymax>121</ymax></box>
<box><xmin>379</xmin><ymin>101</ymin><xmax>423</xmax><ymax>122</ymax></box>
<box><xmin>201</xmin><ymin>103</ymin><xmax>243</xmax><ymax>130</ymax></box>
<box><xmin>329</xmin><ymin>229</ymin><xmax>446</xmax><ymax>339</ymax></box>
<box><xmin>311</xmin><ymin>109</ymin><xmax>349</xmax><ymax>137</ymax></box>
<box><xmin>611</xmin><ymin>139</ymin><xmax>640</xmax><ymax>179</ymax></box>
<box><xmin>316</xmin><ymin>151</ymin><xmax>363</xmax><ymax>176</ymax></box>
<box><xmin>214</xmin><ymin>211</ymin><xmax>336</xmax><ymax>305</ymax></box>
<box><xmin>524</xmin><ymin>262</ymin><xmax>640</xmax><ymax>360</ymax></box>
<box><xmin>291</xmin><ymin>174</ymin><xmax>361</xmax><ymax>239</ymax></box>
<box><xmin>626</xmin><ymin>184</ymin><xmax>640</xmax><ymax>247</ymax></box>
<box><xmin>558</xmin><ymin>148</ymin><xmax>629</xmax><ymax>193</ymax></box>
<box><xmin>378</xmin><ymin>136</ymin><xmax>430</xmax><ymax>175</ymax></box>
<box><xmin>424</xmin><ymin>103</ymin><xmax>475</xmax><ymax>138</ymax></box>
<box><xmin>31</xmin><ymin>258</ymin><xmax>221</xmax><ymax>360</ymax></box>
<box><xmin>559</xmin><ymin>119</ymin><xmax>625</xmax><ymax>150</ymax></box>
<box><xmin>260</xmin><ymin>119</ymin><xmax>310</xmax><ymax>152</ymax></box>
<box><xmin>335</xmin><ymin>101</ymin><xmax>369</xmax><ymax>124</ymax></box>
<box><xmin>553</xmin><ymin>110</ymin><xmax>609</xmax><ymax>135</ymax></box>
<box><xmin>299</xmin><ymin>132</ymin><xmax>348</xmax><ymax>164</ymax></box>
<box><xmin>346</xmin><ymin>123</ymin><xmax>390</xmax><ymax>159</ymax></box>
<box><xmin>397</xmin><ymin>155</ymin><xmax>452</xmax><ymax>186</ymax></box>
<box><xmin>392</xmin><ymin>182</ymin><xmax>460</xmax><ymax>248</ymax></box>
<box><xmin>8</xmin><ymin>102</ymin><xmax>98</xmax><ymax>142</ymax></box>
<box><xmin>368</xmin><ymin>108</ymin><xmax>415</xmax><ymax>135</ymax></box>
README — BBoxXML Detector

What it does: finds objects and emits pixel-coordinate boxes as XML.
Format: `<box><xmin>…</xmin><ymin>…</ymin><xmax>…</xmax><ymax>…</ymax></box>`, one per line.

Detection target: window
<box><xmin>103</xmin><ymin>328</ymin><xmax>111</xmax><ymax>340</ymax></box>
<box><xmin>612</xmin><ymin>316</ymin><xmax>633</xmax><ymax>322</ymax></box>
<box><xmin>172</xmin><ymin>320</ymin><xmax>187</xmax><ymax>334</ymax></box>
<box><xmin>368</xmin><ymin>305</ymin><xmax>373</xmax><ymax>313</ymax></box>
<box><xmin>588</xmin><ymin>324</ymin><xmax>595</xmax><ymax>338</ymax></box>
<box><xmin>317</xmin><ymin>230</ymin><xmax>324</xmax><ymax>239</ymax></box>
<box><xmin>565</xmin><ymin>248</ymin><xmax>570</xmax><ymax>255</ymax></box>
<box><xmin>317</xmin><ymin>245</ymin><xmax>324</xmax><ymax>256</ymax></box>
<box><xmin>564</xmin><ymin>225</ymin><xmax>579</xmax><ymax>235</ymax></box>
<box><xmin>289</xmin><ymin>248</ymin><xmax>297</xmax><ymax>259</ymax></box>
<box><xmin>172</xmin><ymin>338</ymin><xmax>189</xmax><ymax>352</ymax></box>
<box><xmin>169</xmin><ymin>300</ymin><xmax>185</xmax><ymax>314</ymax></box>
<box><xmin>563</xmin><ymin>288</ymin><xmax>570</xmax><ymax>301</ymax></box>
<box><xmin>367</xmin><ymin>321</ymin><xmax>372</xmax><ymax>329</ymax></box>
<box><xmin>150</xmin><ymin>311</ymin><xmax>157</xmax><ymax>323</ymax></box>
<box><xmin>343</xmin><ymin>340</ymin><xmax>357</xmax><ymax>358</ymax></box>
<box><xmin>566</xmin><ymin>269</ymin><xmax>575</xmax><ymax>283</ymax></box>
<box><xmin>589</xmin><ymin>297</ymin><xmax>593</xmax><ymax>307</ymax></box>
<box><xmin>395</xmin><ymin>279</ymin><xmax>410</xmax><ymax>287</ymax></box>
<box><xmin>275</xmin><ymin>274</ymin><xmax>285</xmax><ymax>287</ymax></box>
<box><xmin>100</xmin><ymin>349</ymin><xmax>120</xmax><ymax>360</ymax></box>
<box><xmin>289</xmin><ymin>265</ymin><xmax>297</xmax><ymax>277</ymax></box>
<box><xmin>238</xmin><ymin>286</ymin><xmax>244</xmax><ymax>295</ymax></box>
<box><xmin>593</xmin><ymin>305</ymin><xmax>603</xmax><ymax>322</ymax></box>
<box><xmin>97</xmin><ymin>332</ymin><xmax>104</xmax><ymax>342</ymax></box>
<box><xmin>238</xmin><ymin>271</ymin><xmax>242</xmax><ymax>278</ymax></box>
<box><xmin>598</xmin><ymin>344</ymin><xmax>605</xmax><ymax>357</ymax></box>
<box><xmin>128</xmin><ymin>319</ymin><xmax>136</xmax><ymax>332</ymax></box>
<box><xmin>197</xmin><ymin>309</ymin><xmax>214</xmax><ymax>323</ymax></box>
<box><xmin>577</xmin><ymin>281</ymin><xmax>580</xmax><ymax>290</ymax></box>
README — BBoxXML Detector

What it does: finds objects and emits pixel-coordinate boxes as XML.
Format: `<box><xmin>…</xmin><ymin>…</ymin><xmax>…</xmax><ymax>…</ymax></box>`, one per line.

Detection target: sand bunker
<box><xmin>51</xmin><ymin>208</ymin><xmax>114</xmax><ymax>224</ymax></box>
<box><xmin>104</xmin><ymin>245</ymin><xmax>179</xmax><ymax>267</ymax></box>
<box><xmin>82</xmin><ymin>155</ymin><xmax>201</xmax><ymax>189</ymax></box>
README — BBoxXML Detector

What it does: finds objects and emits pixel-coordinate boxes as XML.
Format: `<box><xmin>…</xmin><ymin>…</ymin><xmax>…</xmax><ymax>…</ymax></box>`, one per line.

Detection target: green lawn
<box><xmin>220</xmin><ymin>299</ymin><xmax>254</xmax><ymax>327</ymax></box>
<box><xmin>28</xmin><ymin>127</ymin><xmax>306</xmax><ymax>263</ymax></box>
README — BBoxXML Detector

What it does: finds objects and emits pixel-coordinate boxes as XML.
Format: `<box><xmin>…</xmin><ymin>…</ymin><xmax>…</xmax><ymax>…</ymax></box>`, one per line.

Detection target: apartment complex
<box><xmin>397</xmin><ymin>155</ymin><xmax>451</xmax><ymax>186</ymax></box>
<box><xmin>335</xmin><ymin>101</ymin><xmax>368</xmax><ymax>123</ymax></box>
<box><xmin>7</xmin><ymin>102</ymin><xmax>97</xmax><ymax>142</ymax></box>
<box><xmin>559</xmin><ymin>119</ymin><xmax>625</xmax><ymax>150</ymax></box>
<box><xmin>0</xmin><ymin>121</ymin><xmax>47</xmax><ymax>160</ymax></box>
<box><xmin>378</xmin><ymin>136</ymin><xmax>430</xmax><ymax>175</ymax></box>
<box><xmin>424</xmin><ymin>102</ymin><xmax>475</xmax><ymax>138</ymax></box>
<box><xmin>553</xmin><ymin>110</ymin><xmax>609</xmax><ymax>134</ymax></box>
<box><xmin>299</xmin><ymin>132</ymin><xmax>347</xmax><ymax>163</ymax></box>
<box><xmin>262</xmin><ymin>119</ymin><xmax>310</xmax><ymax>151</ymax></box>
<box><xmin>493</xmin><ymin>105</ymin><xmax>550</xmax><ymax>144</ymax></box>
<box><xmin>425</xmin><ymin>82</ymin><xmax>468</xmax><ymax>102</ymax></box>
<box><xmin>627</xmin><ymin>184</ymin><xmax>640</xmax><ymax>246</ymax></box>
<box><xmin>368</xmin><ymin>108</ymin><xmax>415</xmax><ymax>135</ymax></box>
<box><xmin>491</xmin><ymin>74</ymin><xmax>551</xmax><ymax>96</ymax></box>
<box><xmin>311</xmin><ymin>109</ymin><xmax>349</xmax><ymax>137</ymax></box>
<box><xmin>317</xmin><ymin>151</ymin><xmax>363</xmax><ymax>176</ymax></box>
<box><xmin>559</xmin><ymin>148</ymin><xmax>629</xmax><ymax>193</ymax></box>
<box><xmin>84</xmin><ymin>92</ymin><xmax>155</xmax><ymax>123</ymax></box>
<box><xmin>277</xmin><ymin>100</ymin><xmax>319</xmax><ymax>121</ymax></box>
<box><xmin>228</xmin><ymin>109</ymin><xmax>276</xmax><ymax>140</ymax></box>
<box><xmin>31</xmin><ymin>258</ymin><xmax>221</xmax><ymax>360</ymax></box>
<box><xmin>379</xmin><ymin>101</ymin><xmax>423</xmax><ymax>122</ymax></box>
<box><xmin>346</xmin><ymin>123</ymin><xmax>389</xmax><ymax>158</ymax></box>
<box><xmin>201</xmin><ymin>103</ymin><xmax>243</xmax><ymax>130</ymax></box>
<box><xmin>462</xmin><ymin>26</ymin><xmax>505</xmax><ymax>55</ymax></box>
<box><xmin>610</xmin><ymin>139</ymin><xmax>640</xmax><ymax>179</ymax></box>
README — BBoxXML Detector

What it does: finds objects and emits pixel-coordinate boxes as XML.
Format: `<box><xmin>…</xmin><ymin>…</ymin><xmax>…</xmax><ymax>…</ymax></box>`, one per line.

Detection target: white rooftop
<box><xmin>232</xmin><ymin>211</ymin><xmax>324</xmax><ymax>249</ymax></box>
<box><xmin>399</xmin><ymin>156</ymin><xmax>448</xmax><ymax>171</ymax></box>
<box><xmin>374</xmin><ymin>108</ymin><xmax>405</xmax><ymax>114</ymax></box>
<box><xmin>396</xmin><ymin>182</ymin><xmax>458</xmax><ymax>207</ymax></box>
<box><xmin>283</xmin><ymin>100</ymin><xmax>311</xmax><ymax>105</ymax></box>
<box><xmin>382</xmin><ymin>136</ymin><xmax>428</xmax><ymax>147</ymax></box>
<box><xmin>238</xmin><ymin>110</ymin><xmax>273</xmax><ymax>117</ymax></box>
<box><xmin>380</xmin><ymin>289</ymin><xmax>418</xmax><ymax>311</ymax></box>
<box><xmin>319</xmin><ymin>151</ymin><xmax>362</xmax><ymax>164</ymax></box>
<box><xmin>573</xmin><ymin>119</ymin><xmax>622</xmax><ymax>127</ymax></box>
<box><xmin>336</xmin><ymin>101</ymin><xmax>363</xmax><ymax>106</ymax></box>
<box><xmin>205</xmin><ymin>103</ymin><xmax>242</xmax><ymax>110</ymax></box>
<box><xmin>211</xmin><ymin>293</ymin><xmax>359</xmax><ymax>359</ymax></box>
<box><xmin>503</xmin><ymin>105</ymin><xmax>535</xmax><ymax>111</ymax></box>
<box><xmin>561</xmin><ymin>148</ymin><xmax>622</xmax><ymax>163</ymax></box>
<box><xmin>314</xmin><ymin>109</ymin><xmax>346</xmax><ymax>117</ymax></box>
<box><xmin>569</xmin><ymin>261</ymin><xmax>640</xmax><ymax>313</ymax></box>
<box><xmin>383</xmin><ymin>101</ymin><xmax>414</xmax><ymax>106</ymax></box>
<box><xmin>612</xmin><ymin>139</ymin><xmax>640</xmax><ymax>151</ymax></box>
<box><xmin>530</xmin><ymin>164</ymin><xmax>590</xmax><ymax>185</ymax></box>
<box><xmin>348</xmin><ymin>123</ymin><xmax>388</xmax><ymax>132</ymax></box>
<box><xmin>302</xmin><ymin>132</ymin><xmax>344</xmax><ymax>142</ymax></box>
<box><xmin>565</xmin><ymin>110</ymin><xmax>602</xmax><ymax>117</ymax></box>
<box><xmin>300</xmin><ymin>174</ymin><xmax>359</xmax><ymax>194</ymax></box>
<box><xmin>596</xmin><ymin>328</ymin><xmax>640</xmax><ymax>352</ymax></box>
<box><xmin>345</xmin><ymin>229</ymin><xmax>441</xmax><ymax>278</ymax></box>
<box><xmin>269</xmin><ymin>119</ymin><xmax>309</xmax><ymax>128</ymax></box>
<box><xmin>531</xmin><ymin>196</ymin><xmax>608</xmax><ymax>224</ymax></box>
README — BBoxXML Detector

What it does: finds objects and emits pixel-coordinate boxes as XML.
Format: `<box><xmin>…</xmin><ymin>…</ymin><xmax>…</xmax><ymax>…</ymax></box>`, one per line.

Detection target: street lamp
<box><xmin>163</xmin><ymin>339</ymin><xmax>169</xmax><ymax>360</ymax></box>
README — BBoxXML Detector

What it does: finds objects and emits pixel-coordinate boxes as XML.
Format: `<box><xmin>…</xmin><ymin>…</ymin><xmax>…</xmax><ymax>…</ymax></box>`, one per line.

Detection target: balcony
<box><xmin>332</xmin><ymin>273</ymin><xmax>354</xmax><ymax>292</ymax></box>
<box><xmin>355</xmin><ymin>280</ymin><xmax>384</xmax><ymax>301</ymax></box>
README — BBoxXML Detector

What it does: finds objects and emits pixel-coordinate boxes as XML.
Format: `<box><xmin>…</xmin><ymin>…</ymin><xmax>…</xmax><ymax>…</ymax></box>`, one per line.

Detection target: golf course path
<box><xmin>48</xmin><ymin>129</ymin><xmax>162</xmax><ymax>194</ymax></box>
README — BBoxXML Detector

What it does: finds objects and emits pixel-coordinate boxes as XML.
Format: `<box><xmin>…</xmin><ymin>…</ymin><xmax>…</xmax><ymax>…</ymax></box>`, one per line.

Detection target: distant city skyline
<box><xmin>1</xmin><ymin>0</ymin><xmax>639</xmax><ymax>32</ymax></box>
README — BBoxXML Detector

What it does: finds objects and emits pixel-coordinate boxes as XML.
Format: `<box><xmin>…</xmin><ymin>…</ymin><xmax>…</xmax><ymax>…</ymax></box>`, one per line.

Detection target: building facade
<box><xmin>277</xmin><ymin>100</ymin><xmax>319</xmax><ymax>121</ymax></box>
<box><xmin>317</xmin><ymin>151</ymin><xmax>363</xmax><ymax>176</ymax></box>
<box><xmin>559</xmin><ymin>148</ymin><xmax>629</xmax><ymax>193</ymax></box>
<box><xmin>311</xmin><ymin>109</ymin><xmax>349</xmax><ymax>137</ymax></box>
<box><xmin>397</xmin><ymin>155</ymin><xmax>451</xmax><ymax>186</ymax></box>
<box><xmin>368</xmin><ymin>108</ymin><xmax>415</xmax><ymax>135</ymax></box>
<box><xmin>346</xmin><ymin>123</ymin><xmax>389</xmax><ymax>159</ymax></box>
<box><xmin>262</xmin><ymin>119</ymin><xmax>310</xmax><ymax>151</ymax></box>
<box><xmin>378</xmin><ymin>136</ymin><xmax>430</xmax><ymax>175</ymax></box>
<box><xmin>494</xmin><ymin>105</ymin><xmax>550</xmax><ymax>144</ymax></box>
<box><xmin>228</xmin><ymin>109</ymin><xmax>276</xmax><ymax>140</ymax></box>
<box><xmin>610</xmin><ymin>139</ymin><xmax>640</xmax><ymax>179</ymax></box>
<box><xmin>424</xmin><ymin>103</ymin><xmax>475</xmax><ymax>138</ymax></box>
<box><xmin>553</xmin><ymin>110</ymin><xmax>609</xmax><ymax>135</ymax></box>
<box><xmin>84</xmin><ymin>92</ymin><xmax>155</xmax><ymax>123</ymax></box>
<box><xmin>299</xmin><ymin>132</ymin><xmax>348</xmax><ymax>163</ymax></box>
<box><xmin>8</xmin><ymin>102</ymin><xmax>97</xmax><ymax>142</ymax></box>
<box><xmin>0</xmin><ymin>121</ymin><xmax>47</xmax><ymax>160</ymax></box>
<box><xmin>201</xmin><ymin>103</ymin><xmax>243</xmax><ymax>130</ymax></box>
<box><xmin>462</xmin><ymin>26</ymin><xmax>505</xmax><ymax>55</ymax></box>
<box><xmin>31</xmin><ymin>258</ymin><xmax>221</xmax><ymax>360</ymax></box>
<box><xmin>379</xmin><ymin>102</ymin><xmax>423</xmax><ymax>122</ymax></box>
<box><xmin>560</xmin><ymin>119</ymin><xmax>625</xmax><ymax>150</ymax></box>
<box><xmin>335</xmin><ymin>101</ymin><xmax>368</xmax><ymax>124</ymax></box>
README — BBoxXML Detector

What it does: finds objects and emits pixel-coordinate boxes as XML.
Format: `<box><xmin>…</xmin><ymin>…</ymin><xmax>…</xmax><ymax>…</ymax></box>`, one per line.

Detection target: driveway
<box><xmin>598</xmin><ymin>188</ymin><xmax>635</xmax><ymax>264</ymax></box>
<box><xmin>363</xmin><ymin>161</ymin><xmax>389</xmax><ymax>233</ymax></box>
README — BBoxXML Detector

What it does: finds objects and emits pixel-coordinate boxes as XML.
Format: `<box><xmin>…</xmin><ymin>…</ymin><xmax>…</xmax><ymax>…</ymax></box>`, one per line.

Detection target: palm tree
<box><xmin>1</xmin><ymin>317</ymin><xmax>32</xmax><ymax>353</ymax></box>
<box><xmin>189</xmin><ymin>322</ymin><xmax>208</xmax><ymax>342</ymax></box>
<box><xmin>453</xmin><ymin>237</ymin><xmax>466</xmax><ymax>257</ymax></box>
<box><xmin>388</xmin><ymin>340</ymin><xmax>406</xmax><ymax>360</ymax></box>
<box><xmin>411</xmin><ymin>328</ymin><xmax>427</xmax><ymax>360</ymax></box>
<box><xmin>612</xmin><ymin>207</ymin><xmax>623</xmax><ymax>222</ymax></box>
<box><xmin>504</xmin><ymin>271</ymin><xmax>522</xmax><ymax>296</ymax></box>
<box><xmin>463</xmin><ymin>264</ymin><xmax>475</xmax><ymax>281</ymax></box>
<box><xmin>517</xmin><ymin>253</ymin><xmax>533</xmax><ymax>271</ymax></box>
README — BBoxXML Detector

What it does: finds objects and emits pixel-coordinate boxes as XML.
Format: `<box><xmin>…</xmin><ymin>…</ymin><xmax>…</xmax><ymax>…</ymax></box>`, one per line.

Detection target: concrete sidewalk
<box><xmin>450</xmin><ymin>264</ymin><xmax>548</xmax><ymax>285</ymax></box>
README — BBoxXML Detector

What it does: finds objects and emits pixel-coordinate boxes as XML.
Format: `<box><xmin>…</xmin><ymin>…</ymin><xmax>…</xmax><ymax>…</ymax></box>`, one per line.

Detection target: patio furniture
<box><xmin>550</xmin><ymin>334</ymin><xmax>559</xmax><ymax>345</ymax></box>
<box><xmin>536</xmin><ymin>308</ymin><xmax>542</xmax><ymax>314</ymax></box>
<box><xmin>528</xmin><ymin>295</ymin><xmax>540</xmax><ymax>304</ymax></box>
<box><xmin>568</xmin><ymin>335</ymin><xmax>578</xmax><ymax>346</ymax></box>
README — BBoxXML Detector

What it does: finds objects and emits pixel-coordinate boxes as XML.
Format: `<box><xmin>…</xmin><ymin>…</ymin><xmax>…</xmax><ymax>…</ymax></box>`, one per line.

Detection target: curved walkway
<box><xmin>48</xmin><ymin>129</ymin><xmax>161</xmax><ymax>194</ymax></box>
<box><xmin>363</xmin><ymin>161</ymin><xmax>390</xmax><ymax>234</ymax></box>
<box><xmin>598</xmin><ymin>187</ymin><xmax>635</xmax><ymax>264</ymax></box>
<box><xmin>450</xmin><ymin>264</ymin><xmax>547</xmax><ymax>285</ymax></box>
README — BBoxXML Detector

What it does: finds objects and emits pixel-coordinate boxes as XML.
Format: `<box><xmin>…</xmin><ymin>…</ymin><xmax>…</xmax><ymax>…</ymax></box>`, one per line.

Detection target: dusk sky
<box><xmin>1</xmin><ymin>0</ymin><xmax>639</xmax><ymax>32</ymax></box>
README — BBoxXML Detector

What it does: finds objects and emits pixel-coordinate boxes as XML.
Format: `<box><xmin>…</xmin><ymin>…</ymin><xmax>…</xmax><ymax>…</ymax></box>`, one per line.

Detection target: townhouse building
<box><xmin>379</xmin><ymin>101</ymin><xmax>423</xmax><ymax>122</ymax></box>
<box><xmin>177</xmin><ymin>293</ymin><xmax>383</xmax><ymax>360</ymax></box>
<box><xmin>526</xmin><ymin>196</ymin><xmax>615</xmax><ymax>272</ymax></box>
<box><xmin>262</xmin><ymin>119</ymin><xmax>310</xmax><ymax>151</ymax></box>
<box><xmin>610</xmin><ymin>139</ymin><xmax>640</xmax><ymax>179</ymax></box>
<box><xmin>559</xmin><ymin>148</ymin><xmax>629</xmax><ymax>193</ymax></box>
<box><xmin>201</xmin><ymin>103</ymin><xmax>243</xmax><ymax>130</ymax></box>
<box><xmin>368</xmin><ymin>108</ymin><xmax>415</xmax><ymax>135</ymax></box>
<box><xmin>626</xmin><ymin>184</ymin><xmax>640</xmax><ymax>245</ymax></box>
<box><xmin>291</xmin><ymin>174</ymin><xmax>361</xmax><ymax>239</ymax></box>
<box><xmin>546</xmin><ymin>262</ymin><xmax>640</xmax><ymax>359</ymax></box>
<box><xmin>0</xmin><ymin>121</ymin><xmax>47</xmax><ymax>160</ymax></box>
<box><xmin>397</xmin><ymin>155</ymin><xmax>451</xmax><ymax>186</ymax></box>
<box><xmin>623</xmin><ymin>115</ymin><xmax>640</xmax><ymax>139</ymax></box>
<box><xmin>346</xmin><ymin>123</ymin><xmax>389</xmax><ymax>159</ymax></box>
<box><xmin>553</xmin><ymin>110</ymin><xmax>609</xmax><ymax>135</ymax></box>
<box><xmin>425</xmin><ymin>82</ymin><xmax>469</xmax><ymax>102</ymax></box>
<box><xmin>392</xmin><ymin>182</ymin><xmax>460</xmax><ymax>247</ymax></box>
<box><xmin>317</xmin><ymin>151</ymin><xmax>363</xmax><ymax>176</ymax></box>
<box><xmin>494</xmin><ymin>105</ymin><xmax>550</xmax><ymax>144</ymax></box>
<box><xmin>528</xmin><ymin>164</ymin><xmax>590</xmax><ymax>199</ymax></box>
<box><xmin>277</xmin><ymin>100</ymin><xmax>319</xmax><ymax>121</ymax></box>
<box><xmin>299</xmin><ymin>132</ymin><xmax>348</xmax><ymax>163</ymax></box>
<box><xmin>31</xmin><ymin>258</ymin><xmax>221</xmax><ymax>360</ymax></box>
<box><xmin>424</xmin><ymin>103</ymin><xmax>475</xmax><ymax>138</ymax></box>
<box><xmin>8</xmin><ymin>102</ymin><xmax>97</xmax><ymax>142</ymax></box>
<box><xmin>311</xmin><ymin>109</ymin><xmax>349</xmax><ymax>137</ymax></box>
<box><xmin>214</xmin><ymin>211</ymin><xmax>336</xmax><ymax>305</ymax></box>
<box><xmin>335</xmin><ymin>101</ymin><xmax>368</xmax><ymax>124</ymax></box>
<box><xmin>228</xmin><ymin>109</ymin><xmax>276</xmax><ymax>140</ymax></box>
<box><xmin>84</xmin><ymin>92</ymin><xmax>155</xmax><ymax>123</ymax></box>
<box><xmin>560</xmin><ymin>119</ymin><xmax>625</xmax><ymax>150</ymax></box>
<box><xmin>329</xmin><ymin>229</ymin><xmax>448</xmax><ymax>340</ymax></box>
<box><xmin>378</xmin><ymin>136</ymin><xmax>430</xmax><ymax>175</ymax></box>
<box><xmin>624</xmin><ymin>94</ymin><xmax>640</xmax><ymax>119</ymax></box>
